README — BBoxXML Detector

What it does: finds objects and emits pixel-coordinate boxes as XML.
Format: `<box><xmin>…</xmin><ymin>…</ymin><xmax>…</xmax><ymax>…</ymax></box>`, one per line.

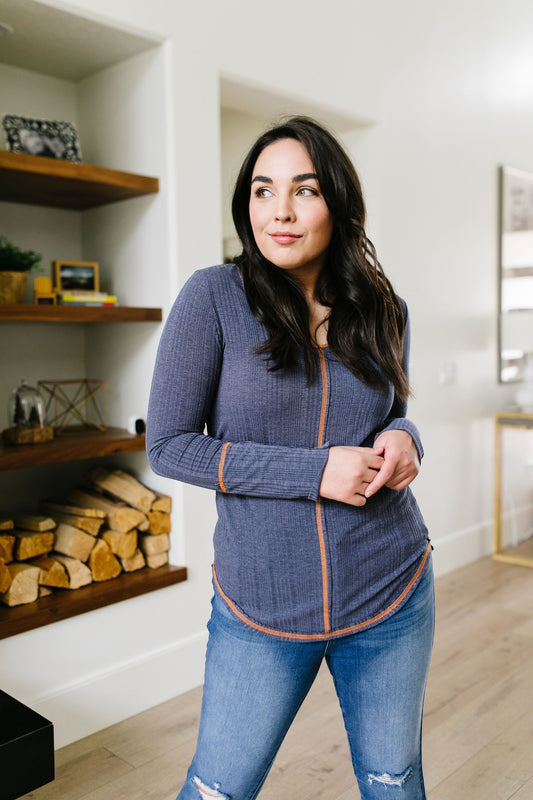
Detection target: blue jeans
<box><xmin>177</xmin><ymin>559</ymin><xmax>434</xmax><ymax>800</ymax></box>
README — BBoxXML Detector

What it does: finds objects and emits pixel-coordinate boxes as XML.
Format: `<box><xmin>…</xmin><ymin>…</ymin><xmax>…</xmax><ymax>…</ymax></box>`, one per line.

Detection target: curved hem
<box><xmin>212</xmin><ymin>542</ymin><xmax>432</xmax><ymax>642</ymax></box>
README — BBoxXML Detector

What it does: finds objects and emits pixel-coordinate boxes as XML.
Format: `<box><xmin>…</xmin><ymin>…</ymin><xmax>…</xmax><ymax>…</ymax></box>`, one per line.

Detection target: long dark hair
<box><xmin>231</xmin><ymin>116</ymin><xmax>410</xmax><ymax>401</ymax></box>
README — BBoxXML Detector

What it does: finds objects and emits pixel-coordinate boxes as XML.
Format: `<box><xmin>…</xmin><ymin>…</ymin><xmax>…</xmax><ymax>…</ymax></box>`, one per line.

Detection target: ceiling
<box><xmin>0</xmin><ymin>0</ymin><xmax>160</xmax><ymax>82</ymax></box>
<box><xmin>220</xmin><ymin>73</ymin><xmax>372</xmax><ymax>133</ymax></box>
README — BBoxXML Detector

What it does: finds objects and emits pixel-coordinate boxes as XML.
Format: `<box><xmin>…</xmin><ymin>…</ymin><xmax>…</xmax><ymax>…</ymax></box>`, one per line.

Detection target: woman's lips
<box><xmin>269</xmin><ymin>232</ymin><xmax>302</xmax><ymax>244</ymax></box>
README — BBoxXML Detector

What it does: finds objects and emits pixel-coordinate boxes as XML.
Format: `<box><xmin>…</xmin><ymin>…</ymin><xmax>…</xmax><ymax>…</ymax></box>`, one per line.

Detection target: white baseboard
<box><xmin>432</xmin><ymin>503</ymin><xmax>533</xmax><ymax>578</ymax></box>
<box><xmin>32</xmin><ymin>629</ymin><xmax>208</xmax><ymax>748</ymax></box>
<box><xmin>431</xmin><ymin>519</ymin><xmax>493</xmax><ymax>577</ymax></box>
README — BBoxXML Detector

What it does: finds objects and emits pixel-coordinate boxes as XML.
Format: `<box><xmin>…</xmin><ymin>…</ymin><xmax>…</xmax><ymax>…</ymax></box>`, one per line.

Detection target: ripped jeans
<box><xmin>177</xmin><ymin>559</ymin><xmax>434</xmax><ymax>800</ymax></box>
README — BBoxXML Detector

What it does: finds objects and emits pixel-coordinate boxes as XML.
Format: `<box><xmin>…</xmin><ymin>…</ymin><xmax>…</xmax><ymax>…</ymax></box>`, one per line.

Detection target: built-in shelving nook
<box><xmin>0</xmin><ymin>1</ymin><xmax>185</xmax><ymax>641</ymax></box>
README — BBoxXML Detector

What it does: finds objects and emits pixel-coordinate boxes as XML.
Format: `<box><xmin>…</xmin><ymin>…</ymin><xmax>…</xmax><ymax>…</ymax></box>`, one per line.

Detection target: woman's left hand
<box><xmin>364</xmin><ymin>429</ymin><xmax>420</xmax><ymax>498</ymax></box>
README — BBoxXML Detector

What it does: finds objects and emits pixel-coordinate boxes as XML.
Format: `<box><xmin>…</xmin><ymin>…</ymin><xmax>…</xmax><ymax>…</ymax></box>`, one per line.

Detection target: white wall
<box><xmin>2</xmin><ymin>0</ymin><xmax>533</xmax><ymax>746</ymax></box>
<box><xmin>220</xmin><ymin>109</ymin><xmax>266</xmax><ymax>254</ymax></box>
<box><xmin>79</xmin><ymin>47</ymin><xmax>173</xmax><ymax>429</ymax></box>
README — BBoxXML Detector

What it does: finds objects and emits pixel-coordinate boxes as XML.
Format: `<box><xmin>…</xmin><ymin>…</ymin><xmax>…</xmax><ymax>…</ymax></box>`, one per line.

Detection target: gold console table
<box><xmin>493</xmin><ymin>410</ymin><xmax>533</xmax><ymax>567</ymax></box>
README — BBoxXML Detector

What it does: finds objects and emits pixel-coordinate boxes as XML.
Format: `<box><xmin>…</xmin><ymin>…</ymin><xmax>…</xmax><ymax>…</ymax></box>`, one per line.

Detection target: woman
<box><xmin>147</xmin><ymin>116</ymin><xmax>433</xmax><ymax>800</ymax></box>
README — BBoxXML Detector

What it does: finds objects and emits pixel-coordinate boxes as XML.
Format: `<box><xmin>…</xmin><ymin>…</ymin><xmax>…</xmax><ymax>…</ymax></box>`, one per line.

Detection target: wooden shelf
<box><xmin>0</xmin><ymin>564</ymin><xmax>188</xmax><ymax>640</ymax></box>
<box><xmin>0</xmin><ymin>427</ymin><xmax>147</xmax><ymax>471</ymax></box>
<box><xmin>0</xmin><ymin>304</ymin><xmax>162</xmax><ymax>323</ymax></box>
<box><xmin>495</xmin><ymin>410</ymin><xmax>533</xmax><ymax>428</ymax></box>
<box><xmin>0</xmin><ymin>150</ymin><xmax>159</xmax><ymax>210</ymax></box>
<box><xmin>0</xmin><ymin>149</ymin><xmax>179</xmax><ymax>642</ymax></box>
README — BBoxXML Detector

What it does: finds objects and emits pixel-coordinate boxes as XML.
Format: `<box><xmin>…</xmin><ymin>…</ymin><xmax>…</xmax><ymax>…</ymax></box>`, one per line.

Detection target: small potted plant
<box><xmin>0</xmin><ymin>235</ymin><xmax>42</xmax><ymax>303</ymax></box>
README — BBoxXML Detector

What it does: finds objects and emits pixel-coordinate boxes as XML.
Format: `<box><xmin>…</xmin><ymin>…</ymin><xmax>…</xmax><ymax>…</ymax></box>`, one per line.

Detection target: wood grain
<box><xmin>0</xmin><ymin>305</ymin><xmax>162</xmax><ymax>323</ymax></box>
<box><xmin>0</xmin><ymin>427</ymin><xmax>147</xmax><ymax>471</ymax></box>
<box><xmin>0</xmin><ymin>149</ymin><xmax>159</xmax><ymax>210</ymax></box>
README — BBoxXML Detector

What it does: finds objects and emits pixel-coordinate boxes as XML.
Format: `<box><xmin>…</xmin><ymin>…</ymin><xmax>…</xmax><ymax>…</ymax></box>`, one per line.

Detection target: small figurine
<box><xmin>2</xmin><ymin>380</ymin><xmax>54</xmax><ymax>445</ymax></box>
<box><xmin>33</xmin><ymin>276</ymin><xmax>57</xmax><ymax>305</ymax></box>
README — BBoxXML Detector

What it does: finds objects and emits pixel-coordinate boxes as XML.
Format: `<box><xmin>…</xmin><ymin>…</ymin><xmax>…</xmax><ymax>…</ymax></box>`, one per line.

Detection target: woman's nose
<box><xmin>274</xmin><ymin>195</ymin><xmax>294</xmax><ymax>222</ymax></box>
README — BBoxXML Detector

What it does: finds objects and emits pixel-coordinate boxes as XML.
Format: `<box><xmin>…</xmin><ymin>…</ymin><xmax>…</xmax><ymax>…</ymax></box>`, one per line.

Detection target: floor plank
<box><xmin>428</xmin><ymin>706</ymin><xmax>533</xmax><ymax>800</ymax></box>
<box><xmin>19</xmin><ymin>557</ymin><xmax>533</xmax><ymax>800</ymax></box>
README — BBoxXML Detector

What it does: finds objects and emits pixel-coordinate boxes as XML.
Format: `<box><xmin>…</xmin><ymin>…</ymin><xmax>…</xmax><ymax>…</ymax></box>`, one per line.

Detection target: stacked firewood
<box><xmin>0</xmin><ymin>467</ymin><xmax>171</xmax><ymax>607</ymax></box>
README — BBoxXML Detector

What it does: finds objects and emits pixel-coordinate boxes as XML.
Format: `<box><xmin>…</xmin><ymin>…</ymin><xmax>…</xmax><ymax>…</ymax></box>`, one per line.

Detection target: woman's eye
<box><xmin>297</xmin><ymin>187</ymin><xmax>318</xmax><ymax>197</ymax></box>
<box><xmin>254</xmin><ymin>187</ymin><xmax>272</xmax><ymax>198</ymax></box>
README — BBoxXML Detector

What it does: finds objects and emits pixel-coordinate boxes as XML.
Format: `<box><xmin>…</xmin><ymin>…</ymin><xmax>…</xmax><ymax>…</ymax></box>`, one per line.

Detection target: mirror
<box><xmin>498</xmin><ymin>165</ymin><xmax>533</xmax><ymax>382</ymax></box>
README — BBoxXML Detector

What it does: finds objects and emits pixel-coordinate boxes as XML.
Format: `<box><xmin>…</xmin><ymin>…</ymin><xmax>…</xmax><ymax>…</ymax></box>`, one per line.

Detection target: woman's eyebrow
<box><xmin>292</xmin><ymin>172</ymin><xmax>318</xmax><ymax>182</ymax></box>
<box><xmin>251</xmin><ymin>172</ymin><xmax>318</xmax><ymax>184</ymax></box>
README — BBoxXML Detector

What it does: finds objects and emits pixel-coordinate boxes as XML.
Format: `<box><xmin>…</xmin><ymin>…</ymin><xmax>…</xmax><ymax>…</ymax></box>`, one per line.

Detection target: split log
<box><xmin>0</xmin><ymin>534</ymin><xmax>15</xmax><ymax>563</ymax></box>
<box><xmin>53</xmin><ymin>523</ymin><xmax>95</xmax><ymax>562</ymax></box>
<box><xmin>152</xmin><ymin>493</ymin><xmax>171</xmax><ymax>513</ymax></box>
<box><xmin>43</xmin><ymin>511</ymin><xmax>103</xmax><ymax>537</ymax></box>
<box><xmin>123</xmin><ymin>483</ymin><xmax>171</xmax><ymax>515</ymax></box>
<box><xmin>42</xmin><ymin>500</ymin><xmax>106</xmax><ymax>520</ymax></box>
<box><xmin>87</xmin><ymin>467</ymin><xmax>156</xmax><ymax>513</ymax></box>
<box><xmin>88</xmin><ymin>539</ymin><xmax>122</xmax><ymax>582</ymax></box>
<box><xmin>0</xmin><ymin>558</ymin><xmax>12</xmax><ymax>593</ymax></box>
<box><xmin>140</xmin><ymin>533</ymin><xmax>170</xmax><ymax>556</ymax></box>
<box><xmin>0</xmin><ymin>562</ymin><xmax>40</xmax><ymax>606</ymax></box>
<box><xmin>67</xmin><ymin>489</ymin><xmax>146</xmax><ymax>533</ymax></box>
<box><xmin>110</xmin><ymin>469</ymin><xmax>164</xmax><ymax>510</ymax></box>
<box><xmin>146</xmin><ymin>552</ymin><xmax>169</xmax><ymax>569</ymax></box>
<box><xmin>29</xmin><ymin>555</ymin><xmax>69</xmax><ymax>588</ymax></box>
<box><xmin>146</xmin><ymin>511</ymin><xmax>171</xmax><ymax>535</ymax></box>
<box><xmin>39</xmin><ymin>585</ymin><xmax>54</xmax><ymax>598</ymax></box>
<box><xmin>13</xmin><ymin>530</ymin><xmax>54</xmax><ymax>560</ymax></box>
<box><xmin>0</xmin><ymin>518</ymin><xmax>14</xmax><ymax>530</ymax></box>
<box><xmin>120</xmin><ymin>548</ymin><xmax>146</xmax><ymax>573</ymax></box>
<box><xmin>54</xmin><ymin>554</ymin><xmax>93</xmax><ymax>589</ymax></box>
<box><xmin>11</xmin><ymin>514</ymin><xmax>56</xmax><ymax>532</ymax></box>
<box><xmin>101</xmin><ymin>528</ymin><xmax>138</xmax><ymax>560</ymax></box>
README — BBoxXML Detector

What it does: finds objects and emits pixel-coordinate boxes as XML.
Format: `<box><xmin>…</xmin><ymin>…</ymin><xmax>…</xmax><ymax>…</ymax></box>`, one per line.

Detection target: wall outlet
<box><xmin>439</xmin><ymin>360</ymin><xmax>457</xmax><ymax>385</ymax></box>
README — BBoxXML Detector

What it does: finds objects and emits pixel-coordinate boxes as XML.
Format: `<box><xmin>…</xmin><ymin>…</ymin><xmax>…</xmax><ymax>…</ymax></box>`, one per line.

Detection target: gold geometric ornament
<box><xmin>38</xmin><ymin>379</ymin><xmax>107</xmax><ymax>433</ymax></box>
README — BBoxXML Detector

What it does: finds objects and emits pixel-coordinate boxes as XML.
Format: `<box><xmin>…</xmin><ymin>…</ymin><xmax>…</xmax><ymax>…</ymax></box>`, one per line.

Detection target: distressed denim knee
<box><xmin>192</xmin><ymin>776</ymin><xmax>231</xmax><ymax>799</ymax></box>
<box><xmin>354</xmin><ymin>758</ymin><xmax>425</xmax><ymax>799</ymax></box>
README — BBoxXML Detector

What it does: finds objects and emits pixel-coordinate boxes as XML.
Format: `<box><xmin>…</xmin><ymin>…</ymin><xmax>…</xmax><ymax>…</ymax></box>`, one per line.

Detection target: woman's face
<box><xmin>248</xmin><ymin>138</ymin><xmax>333</xmax><ymax>283</ymax></box>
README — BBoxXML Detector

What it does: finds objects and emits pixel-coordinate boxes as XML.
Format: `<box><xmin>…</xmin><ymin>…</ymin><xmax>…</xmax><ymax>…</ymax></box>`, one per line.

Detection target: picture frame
<box><xmin>498</xmin><ymin>165</ymin><xmax>533</xmax><ymax>382</ymax></box>
<box><xmin>53</xmin><ymin>261</ymin><xmax>99</xmax><ymax>292</ymax></box>
<box><xmin>2</xmin><ymin>114</ymin><xmax>83</xmax><ymax>163</ymax></box>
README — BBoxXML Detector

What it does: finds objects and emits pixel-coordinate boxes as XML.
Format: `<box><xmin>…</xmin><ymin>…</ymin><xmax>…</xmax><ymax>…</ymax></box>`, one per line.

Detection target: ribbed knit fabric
<box><xmin>147</xmin><ymin>264</ymin><xmax>430</xmax><ymax>640</ymax></box>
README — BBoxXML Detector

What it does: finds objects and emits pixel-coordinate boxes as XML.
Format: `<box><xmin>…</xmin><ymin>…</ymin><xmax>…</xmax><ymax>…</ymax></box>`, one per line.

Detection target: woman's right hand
<box><xmin>319</xmin><ymin>446</ymin><xmax>385</xmax><ymax>507</ymax></box>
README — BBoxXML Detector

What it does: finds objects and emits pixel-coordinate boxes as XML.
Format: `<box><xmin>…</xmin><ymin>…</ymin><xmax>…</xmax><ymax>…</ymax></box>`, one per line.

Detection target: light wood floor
<box><xmin>21</xmin><ymin>557</ymin><xmax>533</xmax><ymax>799</ymax></box>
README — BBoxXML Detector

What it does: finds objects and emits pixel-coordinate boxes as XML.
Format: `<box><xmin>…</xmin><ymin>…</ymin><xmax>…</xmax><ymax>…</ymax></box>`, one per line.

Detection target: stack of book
<box><xmin>57</xmin><ymin>291</ymin><xmax>117</xmax><ymax>307</ymax></box>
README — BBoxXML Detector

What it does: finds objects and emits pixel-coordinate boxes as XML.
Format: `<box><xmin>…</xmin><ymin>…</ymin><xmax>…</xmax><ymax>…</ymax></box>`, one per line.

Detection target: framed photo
<box><xmin>2</xmin><ymin>114</ymin><xmax>83</xmax><ymax>162</ymax></box>
<box><xmin>498</xmin><ymin>165</ymin><xmax>533</xmax><ymax>382</ymax></box>
<box><xmin>53</xmin><ymin>261</ymin><xmax>99</xmax><ymax>292</ymax></box>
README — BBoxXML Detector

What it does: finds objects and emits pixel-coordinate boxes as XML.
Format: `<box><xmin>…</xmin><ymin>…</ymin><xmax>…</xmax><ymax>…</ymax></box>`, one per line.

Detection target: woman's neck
<box><xmin>292</xmin><ymin>267</ymin><xmax>330</xmax><ymax>346</ymax></box>
<box><xmin>307</xmin><ymin>294</ymin><xmax>329</xmax><ymax>346</ymax></box>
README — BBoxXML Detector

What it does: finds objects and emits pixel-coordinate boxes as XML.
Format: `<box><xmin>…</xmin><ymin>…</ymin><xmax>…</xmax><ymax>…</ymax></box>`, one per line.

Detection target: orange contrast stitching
<box><xmin>218</xmin><ymin>442</ymin><xmax>231</xmax><ymax>493</ymax></box>
<box><xmin>213</xmin><ymin>543</ymin><xmax>431</xmax><ymax>640</ymax></box>
<box><xmin>316</xmin><ymin>348</ymin><xmax>330</xmax><ymax>632</ymax></box>
<box><xmin>317</xmin><ymin>348</ymin><xmax>328</xmax><ymax>448</ymax></box>
<box><xmin>315</xmin><ymin>499</ymin><xmax>330</xmax><ymax>632</ymax></box>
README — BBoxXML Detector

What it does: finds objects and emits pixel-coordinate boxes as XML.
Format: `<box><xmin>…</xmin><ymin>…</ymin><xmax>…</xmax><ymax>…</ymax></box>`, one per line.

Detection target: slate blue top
<box><xmin>146</xmin><ymin>264</ymin><xmax>431</xmax><ymax>640</ymax></box>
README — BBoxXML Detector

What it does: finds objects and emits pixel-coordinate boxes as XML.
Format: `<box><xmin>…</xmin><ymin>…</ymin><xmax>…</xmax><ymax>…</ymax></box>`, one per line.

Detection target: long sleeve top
<box><xmin>146</xmin><ymin>264</ymin><xmax>431</xmax><ymax>641</ymax></box>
